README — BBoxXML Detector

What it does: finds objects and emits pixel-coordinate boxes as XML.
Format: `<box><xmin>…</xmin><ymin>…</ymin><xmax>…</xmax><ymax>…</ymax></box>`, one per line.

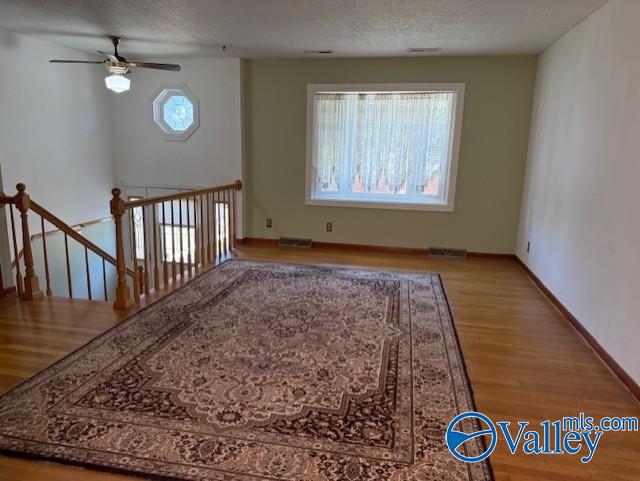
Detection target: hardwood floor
<box><xmin>0</xmin><ymin>244</ymin><xmax>638</xmax><ymax>480</ymax></box>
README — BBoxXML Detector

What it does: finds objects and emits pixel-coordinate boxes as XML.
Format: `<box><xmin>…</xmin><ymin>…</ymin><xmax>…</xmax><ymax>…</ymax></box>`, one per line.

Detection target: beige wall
<box><xmin>244</xmin><ymin>56</ymin><xmax>537</xmax><ymax>253</ymax></box>
<box><xmin>0</xmin><ymin>28</ymin><xmax>116</xmax><ymax>287</ymax></box>
<box><xmin>0</xmin><ymin>28</ymin><xmax>116</xmax><ymax>227</ymax></box>
<box><xmin>517</xmin><ymin>0</ymin><xmax>640</xmax><ymax>383</ymax></box>
<box><xmin>111</xmin><ymin>57</ymin><xmax>245</xmax><ymax>236</ymax></box>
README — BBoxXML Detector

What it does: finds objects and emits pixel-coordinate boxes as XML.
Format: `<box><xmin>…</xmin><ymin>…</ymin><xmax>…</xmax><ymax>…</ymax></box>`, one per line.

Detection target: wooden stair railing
<box><xmin>1</xmin><ymin>180</ymin><xmax>242</xmax><ymax>310</ymax></box>
<box><xmin>111</xmin><ymin>180</ymin><xmax>242</xmax><ymax>310</ymax></box>
<box><xmin>8</xmin><ymin>216</ymin><xmax>113</xmax><ymax>293</ymax></box>
<box><xmin>1</xmin><ymin>184</ymin><xmax>138</xmax><ymax>303</ymax></box>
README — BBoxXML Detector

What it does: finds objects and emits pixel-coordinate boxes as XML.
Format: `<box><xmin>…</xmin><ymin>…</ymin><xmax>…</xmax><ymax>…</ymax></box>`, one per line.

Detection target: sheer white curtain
<box><xmin>312</xmin><ymin>91</ymin><xmax>455</xmax><ymax>202</ymax></box>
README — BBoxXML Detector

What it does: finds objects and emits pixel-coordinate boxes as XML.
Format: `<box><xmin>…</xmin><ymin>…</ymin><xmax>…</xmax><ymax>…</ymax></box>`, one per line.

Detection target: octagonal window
<box><xmin>152</xmin><ymin>84</ymin><xmax>199</xmax><ymax>141</ymax></box>
<box><xmin>164</xmin><ymin>95</ymin><xmax>194</xmax><ymax>131</ymax></box>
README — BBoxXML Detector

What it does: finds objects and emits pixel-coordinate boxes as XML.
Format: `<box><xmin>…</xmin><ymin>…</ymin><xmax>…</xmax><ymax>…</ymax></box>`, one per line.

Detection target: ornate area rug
<box><xmin>0</xmin><ymin>260</ymin><xmax>492</xmax><ymax>481</ymax></box>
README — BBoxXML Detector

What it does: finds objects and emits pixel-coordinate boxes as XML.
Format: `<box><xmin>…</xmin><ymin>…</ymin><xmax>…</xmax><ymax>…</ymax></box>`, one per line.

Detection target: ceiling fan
<box><xmin>49</xmin><ymin>37</ymin><xmax>181</xmax><ymax>93</ymax></box>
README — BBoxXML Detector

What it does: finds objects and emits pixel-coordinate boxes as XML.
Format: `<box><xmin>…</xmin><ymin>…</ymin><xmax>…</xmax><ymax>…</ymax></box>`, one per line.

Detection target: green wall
<box><xmin>243</xmin><ymin>56</ymin><xmax>537</xmax><ymax>253</ymax></box>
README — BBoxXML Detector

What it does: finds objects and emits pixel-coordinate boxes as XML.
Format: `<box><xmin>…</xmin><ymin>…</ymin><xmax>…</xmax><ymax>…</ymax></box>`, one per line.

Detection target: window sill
<box><xmin>305</xmin><ymin>197</ymin><xmax>454</xmax><ymax>212</ymax></box>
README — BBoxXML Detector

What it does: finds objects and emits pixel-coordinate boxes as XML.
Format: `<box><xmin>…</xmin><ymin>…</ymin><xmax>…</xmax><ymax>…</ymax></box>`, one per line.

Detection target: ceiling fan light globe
<box><xmin>104</xmin><ymin>73</ymin><xmax>130</xmax><ymax>93</ymax></box>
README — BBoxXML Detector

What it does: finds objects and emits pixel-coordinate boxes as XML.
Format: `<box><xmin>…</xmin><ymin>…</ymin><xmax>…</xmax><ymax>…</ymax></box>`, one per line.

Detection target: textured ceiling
<box><xmin>0</xmin><ymin>0</ymin><xmax>608</xmax><ymax>58</ymax></box>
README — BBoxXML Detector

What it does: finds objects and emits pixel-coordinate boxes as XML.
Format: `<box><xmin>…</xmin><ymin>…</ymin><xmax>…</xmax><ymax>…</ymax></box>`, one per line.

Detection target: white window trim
<box><xmin>150</xmin><ymin>83</ymin><xmax>200</xmax><ymax>142</ymax></box>
<box><xmin>305</xmin><ymin>83</ymin><xmax>465</xmax><ymax>212</ymax></box>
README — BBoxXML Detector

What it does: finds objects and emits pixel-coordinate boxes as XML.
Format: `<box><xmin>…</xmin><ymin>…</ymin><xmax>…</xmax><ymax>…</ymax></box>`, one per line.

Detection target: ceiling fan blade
<box><xmin>50</xmin><ymin>60</ymin><xmax>104</xmax><ymax>64</ymax></box>
<box><xmin>127</xmin><ymin>62</ymin><xmax>181</xmax><ymax>72</ymax></box>
<box><xmin>98</xmin><ymin>50</ymin><xmax>121</xmax><ymax>62</ymax></box>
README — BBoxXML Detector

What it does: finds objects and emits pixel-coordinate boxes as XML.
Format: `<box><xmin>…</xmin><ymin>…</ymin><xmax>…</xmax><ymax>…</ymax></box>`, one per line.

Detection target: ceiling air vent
<box><xmin>408</xmin><ymin>47</ymin><xmax>442</xmax><ymax>53</ymax></box>
<box><xmin>279</xmin><ymin>237</ymin><xmax>313</xmax><ymax>248</ymax></box>
<box><xmin>303</xmin><ymin>50</ymin><xmax>334</xmax><ymax>54</ymax></box>
<box><xmin>428</xmin><ymin>247</ymin><xmax>467</xmax><ymax>258</ymax></box>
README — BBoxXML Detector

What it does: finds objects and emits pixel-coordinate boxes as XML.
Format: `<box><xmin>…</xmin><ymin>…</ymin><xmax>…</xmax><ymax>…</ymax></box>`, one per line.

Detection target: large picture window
<box><xmin>306</xmin><ymin>84</ymin><xmax>465</xmax><ymax>211</ymax></box>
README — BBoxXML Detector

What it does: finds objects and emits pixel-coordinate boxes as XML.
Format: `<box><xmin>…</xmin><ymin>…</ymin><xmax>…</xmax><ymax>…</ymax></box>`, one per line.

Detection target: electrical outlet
<box><xmin>266</xmin><ymin>218</ymin><xmax>272</xmax><ymax>228</ymax></box>
<box><xmin>526</xmin><ymin>241</ymin><xmax>530</xmax><ymax>253</ymax></box>
<box><xmin>326</xmin><ymin>222</ymin><xmax>333</xmax><ymax>232</ymax></box>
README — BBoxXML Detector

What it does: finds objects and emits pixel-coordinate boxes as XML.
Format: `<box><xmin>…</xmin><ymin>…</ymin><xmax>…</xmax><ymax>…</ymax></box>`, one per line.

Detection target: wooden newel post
<box><xmin>111</xmin><ymin>188</ymin><xmax>133</xmax><ymax>310</ymax></box>
<box><xmin>14</xmin><ymin>184</ymin><xmax>42</xmax><ymax>300</ymax></box>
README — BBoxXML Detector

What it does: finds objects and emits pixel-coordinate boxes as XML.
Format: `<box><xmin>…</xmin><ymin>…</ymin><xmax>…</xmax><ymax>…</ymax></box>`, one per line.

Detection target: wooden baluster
<box><xmin>129</xmin><ymin>214</ymin><xmax>135</xmax><ymax>262</ymax></box>
<box><xmin>129</xmin><ymin>209</ymin><xmax>139</xmax><ymax>287</ymax></box>
<box><xmin>222</xmin><ymin>191</ymin><xmax>227</xmax><ymax>257</ymax></box>
<box><xmin>141</xmin><ymin>205</ymin><xmax>150</xmax><ymax>296</ymax></box>
<box><xmin>14</xmin><ymin>184</ymin><xmax>42</xmax><ymax>300</ymax></box>
<box><xmin>227</xmin><ymin>189</ymin><xmax>232</xmax><ymax>253</ymax></box>
<box><xmin>84</xmin><ymin>246</ymin><xmax>92</xmax><ymax>300</ymax></box>
<box><xmin>220</xmin><ymin>190</ymin><xmax>225</xmax><ymax>256</ymax></box>
<box><xmin>102</xmin><ymin>258</ymin><xmax>108</xmax><ymax>301</ymax></box>
<box><xmin>220</xmin><ymin>190</ymin><xmax>226</xmax><ymax>256</ymax></box>
<box><xmin>40</xmin><ymin>217</ymin><xmax>52</xmax><ymax>295</ymax></box>
<box><xmin>128</xmin><ymin>210</ymin><xmax>135</xmax><ymax>262</ymax></box>
<box><xmin>233</xmin><ymin>180</ymin><xmax>242</xmax><ymax>249</ymax></box>
<box><xmin>211</xmin><ymin>192</ymin><xmax>218</xmax><ymax>258</ymax></box>
<box><xmin>225</xmin><ymin>189</ymin><xmax>230</xmax><ymax>254</ymax></box>
<box><xmin>206</xmin><ymin>193</ymin><xmax>212</xmax><ymax>264</ymax></box>
<box><xmin>8</xmin><ymin>205</ymin><xmax>23</xmax><ymax>297</ymax></box>
<box><xmin>178</xmin><ymin>198</ymin><xmax>184</xmax><ymax>277</ymax></box>
<box><xmin>231</xmin><ymin>186</ymin><xmax>237</xmax><ymax>249</ymax></box>
<box><xmin>211</xmin><ymin>192</ymin><xmax>220</xmax><ymax>264</ymax></box>
<box><xmin>132</xmin><ymin>264</ymin><xmax>140</xmax><ymax>303</ymax></box>
<box><xmin>218</xmin><ymin>191</ymin><xmax>224</xmax><ymax>258</ymax></box>
<box><xmin>110</xmin><ymin>188</ymin><xmax>133</xmax><ymax>309</ymax></box>
<box><xmin>171</xmin><ymin>200</ymin><xmax>176</xmax><ymax>283</ymax></box>
<box><xmin>220</xmin><ymin>190</ymin><xmax>225</xmax><ymax>258</ymax></box>
<box><xmin>64</xmin><ymin>233</ymin><xmax>72</xmax><ymax>298</ymax></box>
<box><xmin>152</xmin><ymin>203</ymin><xmax>160</xmax><ymax>292</ymax></box>
<box><xmin>162</xmin><ymin>201</ymin><xmax>169</xmax><ymax>287</ymax></box>
<box><xmin>132</xmin><ymin>280</ymin><xmax>140</xmax><ymax>304</ymax></box>
<box><xmin>137</xmin><ymin>265</ymin><xmax>144</xmax><ymax>294</ymax></box>
<box><xmin>193</xmin><ymin>196</ymin><xmax>200</xmax><ymax>272</ymax></box>
<box><xmin>214</xmin><ymin>192</ymin><xmax>218</xmax><ymax>260</ymax></box>
<box><xmin>129</xmin><ymin>209</ymin><xmax>141</xmax><ymax>303</ymax></box>
<box><xmin>229</xmin><ymin>189</ymin><xmax>233</xmax><ymax>252</ymax></box>
<box><xmin>221</xmin><ymin>191</ymin><xmax>226</xmax><ymax>257</ymax></box>
<box><xmin>213</xmin><ymin>191</ymin><xmax>218</xmax><ymax>261</ymax></box>
<box><xmin>186</xmin><ymin>197</ymin><xmax>192</xmax><ymax>277</ymax></box>
<box><xmin>200</xmin><ymin>195</ymin><xmax>206</xmax><ymax>267</ymax></box>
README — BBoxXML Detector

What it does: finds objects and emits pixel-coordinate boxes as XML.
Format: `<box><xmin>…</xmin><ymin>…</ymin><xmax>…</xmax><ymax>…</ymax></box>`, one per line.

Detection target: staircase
<box><xmin>0</xmin><ymin>180</ymin><xmax>242</xmax><ymax>310</ymax></box>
